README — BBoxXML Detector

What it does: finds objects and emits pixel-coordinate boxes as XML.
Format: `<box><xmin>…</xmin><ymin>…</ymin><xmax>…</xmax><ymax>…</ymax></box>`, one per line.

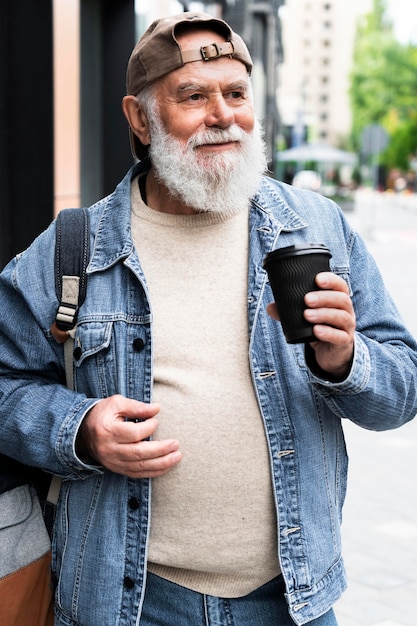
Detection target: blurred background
<box><xmin>1</xmin><ymin>2</ymin><xmax>417</xmax><ymax>623</ymax></box>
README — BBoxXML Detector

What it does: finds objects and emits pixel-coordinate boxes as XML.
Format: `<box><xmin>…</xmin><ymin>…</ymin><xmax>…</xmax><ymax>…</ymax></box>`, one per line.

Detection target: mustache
<box><xmin>187</xmin><ymin>126</ymin><xmax>246</xmax><ymax>149</ymax></box>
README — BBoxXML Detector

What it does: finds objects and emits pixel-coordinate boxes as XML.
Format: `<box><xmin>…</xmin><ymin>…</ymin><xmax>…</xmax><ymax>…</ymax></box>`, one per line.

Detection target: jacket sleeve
<box><xmin>0</xmin><ymin>226</ymin><xmax>101</xmax><ymax>479</ymax></box>
<box><xmin>307</xmin><ymin>229</ymin><xmax>417</xmax><ymax>431</ymax></box>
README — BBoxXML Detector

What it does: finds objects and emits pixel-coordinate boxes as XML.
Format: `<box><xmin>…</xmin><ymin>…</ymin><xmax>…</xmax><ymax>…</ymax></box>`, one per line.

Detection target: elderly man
<box><xmin>1</xmin><ymin>12</ymin><xmax>417</xmax><ymax>626</ymax></box>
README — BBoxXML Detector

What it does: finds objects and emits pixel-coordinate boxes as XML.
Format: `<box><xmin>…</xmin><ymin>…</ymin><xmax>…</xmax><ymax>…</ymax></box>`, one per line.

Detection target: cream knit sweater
<box><xmin>131</xmin><ymin>177</ymin><xmax>279</xmax><ymax>597</ymax></box>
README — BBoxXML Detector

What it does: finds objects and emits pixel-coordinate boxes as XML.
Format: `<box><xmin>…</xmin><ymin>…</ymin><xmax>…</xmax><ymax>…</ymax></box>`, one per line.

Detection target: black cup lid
<box><xmin>263</xmin><ymin>243</ymin><xmax>331</xmax><ymax>267</ymax></box>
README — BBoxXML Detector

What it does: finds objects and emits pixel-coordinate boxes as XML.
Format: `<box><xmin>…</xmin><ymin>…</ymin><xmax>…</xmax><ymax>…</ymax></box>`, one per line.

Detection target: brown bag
<box><xmin>0</xmin><ymin>485</ymin><xmax>54</xmax><ymax>626</ymax></box>
<box><xmin>0</xmin><ymin>551</ymin><xmax>54</xmax><ymax>626</ymax></box>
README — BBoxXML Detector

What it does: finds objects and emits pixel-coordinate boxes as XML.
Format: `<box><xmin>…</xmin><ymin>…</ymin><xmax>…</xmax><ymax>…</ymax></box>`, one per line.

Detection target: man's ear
<box><xmin>122</xmin><ymin>95</ymin><xmax>151</xmax><ymax>147</ymax></box>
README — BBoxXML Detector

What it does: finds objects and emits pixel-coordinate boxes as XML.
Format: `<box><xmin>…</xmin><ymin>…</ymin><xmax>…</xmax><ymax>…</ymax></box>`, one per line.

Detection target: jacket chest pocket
<box><xmin>72</xmin><ymin>320</ymin><xmax>118</xmax><ymax>397</ymax></box>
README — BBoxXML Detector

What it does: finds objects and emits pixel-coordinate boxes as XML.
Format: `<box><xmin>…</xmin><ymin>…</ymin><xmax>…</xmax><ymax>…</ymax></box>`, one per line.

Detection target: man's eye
<box><xmin>229</xmin><ymin>91</ymin><xmax>244</xmax><ymax>99</ymax></box>
<box><xmin>188</xmin><ymin>93</ymin><xmax>203</xmax><ymax>101</ymax></box>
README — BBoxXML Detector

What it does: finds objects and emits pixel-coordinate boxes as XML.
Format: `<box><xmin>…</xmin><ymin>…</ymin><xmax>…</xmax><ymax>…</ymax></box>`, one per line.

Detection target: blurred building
<box><xmin>1</xmin><ymin>0</ymin><xmax>135</xmax><ymax>268</ymax></box>
<box><xmin>278</xmin><ymin>0</ymin><xmax>372</xmax><ymax>148</ymax></box>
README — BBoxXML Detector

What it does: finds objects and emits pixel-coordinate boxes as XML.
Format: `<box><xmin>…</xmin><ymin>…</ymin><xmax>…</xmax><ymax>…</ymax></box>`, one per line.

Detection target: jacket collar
<box><xmin>88</xmin><ymin>161</ymin><xmax>149</xmax><ymax>274</ymax></box>
<box><xmin>88</xmin><ymin>164</ymin><xmax>308</xmax><ymax>274</ymax></box>
<box><xmin>252</xmin><ymin>176</ymin><xmax>308</xmax><ymax>232</ymax></box>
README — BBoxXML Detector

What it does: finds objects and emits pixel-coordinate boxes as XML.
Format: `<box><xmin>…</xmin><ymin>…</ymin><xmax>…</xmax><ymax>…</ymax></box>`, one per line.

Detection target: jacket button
<box><xmin>124</xmin><ymin>576</ymin><xmax>135</xmax><ymax>589</ymax></box>
<box><xmin>133</xmin><ymin>337</ymin><xmax>145</xmax><ymax>351</ymax></box>
<box><xmin>128</xmin><ymin>497</ymin><xmax>140</xmax><ymax>510</ymax></box>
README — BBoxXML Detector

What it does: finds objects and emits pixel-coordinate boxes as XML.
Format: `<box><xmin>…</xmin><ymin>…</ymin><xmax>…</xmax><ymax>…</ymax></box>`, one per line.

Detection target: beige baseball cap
<box><xmin>126</xmin><ymin>11</ymin><xmax>253</xmax><ymax>160</ymax></box>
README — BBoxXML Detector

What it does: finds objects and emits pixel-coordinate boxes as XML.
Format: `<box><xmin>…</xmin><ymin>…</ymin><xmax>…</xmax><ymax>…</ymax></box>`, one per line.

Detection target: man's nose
<box><xmin>205</xmin><ymin>96</ymin><xmax>234</xmax><ymax>128</ymax></box>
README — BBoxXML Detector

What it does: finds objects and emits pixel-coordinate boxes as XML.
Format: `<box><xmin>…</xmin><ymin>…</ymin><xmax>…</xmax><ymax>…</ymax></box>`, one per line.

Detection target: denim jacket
<box><xmin>1</xmin><ymin>162</ymin><xmax>417</xmax><ymax>626</ymax></box>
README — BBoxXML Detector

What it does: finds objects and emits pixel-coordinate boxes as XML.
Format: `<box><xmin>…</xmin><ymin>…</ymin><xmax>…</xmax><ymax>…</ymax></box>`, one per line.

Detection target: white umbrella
<box><xmin>277</xmin><ymin>142</ymin><xmax>357</xmax><ymax>165</ymax></box>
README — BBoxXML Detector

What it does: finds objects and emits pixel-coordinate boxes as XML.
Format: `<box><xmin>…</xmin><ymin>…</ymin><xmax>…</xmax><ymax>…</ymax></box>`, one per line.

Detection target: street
<box><xmin>334</xmin><ymin>191</ymin><xmax>417</xmax><ymax>626</ymax></box>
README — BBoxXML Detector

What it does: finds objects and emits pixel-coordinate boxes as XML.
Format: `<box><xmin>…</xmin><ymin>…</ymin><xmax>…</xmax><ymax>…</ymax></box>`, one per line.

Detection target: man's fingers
<box><xmin>119</xmin><ymin>438</ymin><xmax>180</xmax><ymax>462</ymax></box>
<box><xmin>107</xmin><ymin>441</ymin><xmax>183</xmax><ymax>478</ymax></box>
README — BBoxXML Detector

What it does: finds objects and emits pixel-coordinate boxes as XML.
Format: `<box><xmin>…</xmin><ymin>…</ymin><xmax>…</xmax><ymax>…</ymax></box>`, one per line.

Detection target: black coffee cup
<box><xmin>263</xmin><ymin>243</ymin><xmax>332</xmax><ymax>344</ymax></box>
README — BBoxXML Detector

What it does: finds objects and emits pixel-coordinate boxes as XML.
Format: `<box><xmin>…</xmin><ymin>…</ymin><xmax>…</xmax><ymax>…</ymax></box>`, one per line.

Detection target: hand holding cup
<box><xmin>263</xmin><ymin>244</ymin><xmax>332</xmax><ymax>344</ymax></box>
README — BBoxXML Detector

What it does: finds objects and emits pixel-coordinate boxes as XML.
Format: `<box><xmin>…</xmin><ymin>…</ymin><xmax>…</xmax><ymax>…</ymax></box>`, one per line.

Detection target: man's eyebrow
<box><xmin>176</xmin><ymin>80</ymin><xmax>249</xmax><ymax>95</ymax></box>
<box><xmin>224</xmin><ymin>80</ymin><xmax>250</xmax><ymax>92</ymax></box>
<box><xmin>176</xmin><ymin>82</ymin><xmax>205</xmax><ymax>94</ymax></box>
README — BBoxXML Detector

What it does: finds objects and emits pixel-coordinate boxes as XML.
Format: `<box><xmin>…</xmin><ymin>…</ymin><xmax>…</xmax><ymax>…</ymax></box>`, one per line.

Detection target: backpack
<box><xmin>45</xmin><ymin>208</ymin><xmax>91</xmax><ymax>514</ymax></box>
<box><xmin>48</xmin><ymin>207</ymin><xmax>89</xmax><ymax>376</ymax></box>
<box><xmin>0</xmin><ymin>209</ymin><xmax>90</xmax><ymax>521</ymax></box>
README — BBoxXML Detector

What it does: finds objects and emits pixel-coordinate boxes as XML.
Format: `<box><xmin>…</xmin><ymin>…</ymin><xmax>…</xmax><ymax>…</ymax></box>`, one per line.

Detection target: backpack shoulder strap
<box><xmin>54</xmin><ymin>207</ymin><xmax>90</xmax><ymax>390</ymax></box>
<box><xmin>54</xmin><ymin>207</ymin><xmax>90</xmax><ymax>332</ymax></box>
<box><xmin>47</xmin><ymin>208</ymin><xmax>90</xmax><ymax>512</ymax></box>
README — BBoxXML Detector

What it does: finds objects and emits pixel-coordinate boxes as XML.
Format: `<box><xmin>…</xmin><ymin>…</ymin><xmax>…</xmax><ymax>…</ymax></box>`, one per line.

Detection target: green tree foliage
<box><xmin>350</xmin><ymin>0</ymin><xmax>417</xmax><ymax>170</ymax></box>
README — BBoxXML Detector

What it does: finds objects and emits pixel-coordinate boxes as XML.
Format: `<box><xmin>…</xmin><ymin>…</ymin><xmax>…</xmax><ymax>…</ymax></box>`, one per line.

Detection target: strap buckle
<box><xmin>56</xmin><ymin>302</ymin><xmax>78</xmax><ymax>331</ymax></box>
<box><xmin>201</xmin><ymin>43</ymin><xmax>220</xmax><ymax>61</ymax></box>
<box><xmin>200</xmin><ymin>42</ymin><xmax>234</xmax><ymax>61</ymax></box>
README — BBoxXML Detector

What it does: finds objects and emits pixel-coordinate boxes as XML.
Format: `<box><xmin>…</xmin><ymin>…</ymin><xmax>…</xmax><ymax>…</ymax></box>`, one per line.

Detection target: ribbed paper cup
<box><xmin>263</xmin><ymin>243</ymin><xmax>332</xmax><ymax>344</ymax></box>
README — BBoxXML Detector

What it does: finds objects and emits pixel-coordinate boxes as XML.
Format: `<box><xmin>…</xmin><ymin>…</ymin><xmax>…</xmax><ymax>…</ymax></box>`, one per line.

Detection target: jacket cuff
<box><xmin>305</xmin><ymin>334</ymin><xmax>371</xmax><ymax>393</ymax></box>
<box><xmin>57</xmin><ymin>398</ymin><xmax>103</xmax><ymax>478</ymax></box>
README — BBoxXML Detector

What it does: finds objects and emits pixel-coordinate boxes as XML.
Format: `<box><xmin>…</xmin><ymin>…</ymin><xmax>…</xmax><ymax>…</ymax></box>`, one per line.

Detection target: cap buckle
<box><xmin>200</xmin><ymin>41</ymin><xmax>234</xmax><ymax>61</ymax></box>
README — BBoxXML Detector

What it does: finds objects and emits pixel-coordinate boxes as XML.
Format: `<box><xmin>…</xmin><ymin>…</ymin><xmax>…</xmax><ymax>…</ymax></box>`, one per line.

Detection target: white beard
<box><xmin>148</xmin><ymin>117</ymin><xmax>268</xmax><ymax>216</ymax></box>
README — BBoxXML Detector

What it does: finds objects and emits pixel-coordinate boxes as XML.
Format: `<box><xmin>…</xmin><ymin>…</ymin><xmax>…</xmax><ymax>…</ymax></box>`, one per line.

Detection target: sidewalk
<box><xmin>333</xmin><ymin>193</ymin><xmax>417</xmax><ymax>626</ymax></box>
<box><xmin>334</xmin><ymin>419</ymin><xmax>417</xmax><ymax>626</ymax></box>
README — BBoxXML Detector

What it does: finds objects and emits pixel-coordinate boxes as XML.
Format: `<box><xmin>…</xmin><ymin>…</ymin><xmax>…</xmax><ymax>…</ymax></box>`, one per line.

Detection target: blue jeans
<box><xmin>140</xmin><ymin>572</ymin><xmax>338</xmax><ymax>625</ymax></box>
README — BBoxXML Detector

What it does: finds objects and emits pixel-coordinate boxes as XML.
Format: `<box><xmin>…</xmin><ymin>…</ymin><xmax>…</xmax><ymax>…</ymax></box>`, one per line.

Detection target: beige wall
<box><xmin>53</xmin><ymin>0</ymin><xmax>80</xmax><ymax>215</ymax></box>
<box><xmin>52</xmin><ymin>0</ymin><xmax>171</xmax><ymax>215</ymax></box>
